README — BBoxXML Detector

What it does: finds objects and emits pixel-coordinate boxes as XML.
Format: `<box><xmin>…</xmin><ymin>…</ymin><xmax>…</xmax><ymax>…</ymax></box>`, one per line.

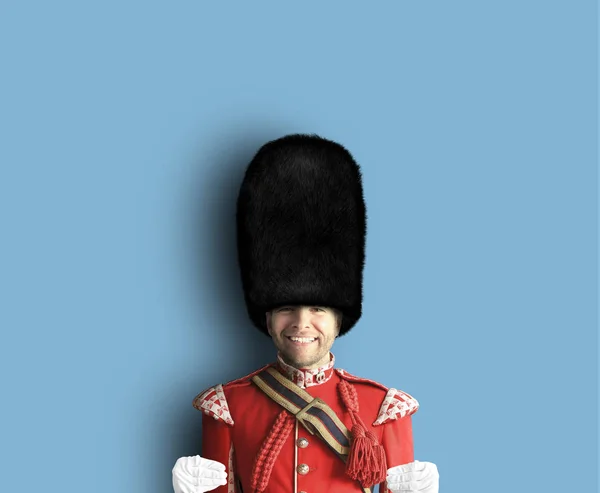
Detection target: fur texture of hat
<box><xmin>236</xmin><ymin>134</ymin><xmax>366</xmax><ymax>337</ymax></box>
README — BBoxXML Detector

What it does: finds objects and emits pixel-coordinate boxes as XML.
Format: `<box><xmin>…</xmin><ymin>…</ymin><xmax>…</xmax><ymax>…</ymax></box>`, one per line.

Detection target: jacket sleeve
<box><xmin>379</xmin><ymin>415</ymin><xmax>415</xmax><ymax>493</ymax></box>
<box><xmin>201</xmin><ymin>414</ymin><xmax>238</xmax><ymax>493</ymax></box>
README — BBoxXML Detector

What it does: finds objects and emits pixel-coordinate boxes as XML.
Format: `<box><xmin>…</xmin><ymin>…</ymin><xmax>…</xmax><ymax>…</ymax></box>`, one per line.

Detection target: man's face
<box><xmin>266</xmin><ymin>305</ymin><xmax>340</xmax><ymax>369</ymax></box>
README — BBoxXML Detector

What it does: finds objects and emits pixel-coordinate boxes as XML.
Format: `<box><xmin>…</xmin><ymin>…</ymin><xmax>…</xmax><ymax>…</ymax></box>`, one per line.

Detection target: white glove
<box><xmin>172</xmin><ymin>455</ymin><xmax>228</xmax><ymax>493</ymax></box>
<box><xmin>386</xmin><ymin>460</ymin><xmax>439</xmax><ymax>493</ymax></box>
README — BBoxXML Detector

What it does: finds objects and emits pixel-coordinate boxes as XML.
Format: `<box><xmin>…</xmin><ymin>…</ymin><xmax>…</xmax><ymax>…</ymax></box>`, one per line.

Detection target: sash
<box><xmin>251</xmin><ymin>366</ymin><xmax>373</xmax><ymax>493</ymax></box>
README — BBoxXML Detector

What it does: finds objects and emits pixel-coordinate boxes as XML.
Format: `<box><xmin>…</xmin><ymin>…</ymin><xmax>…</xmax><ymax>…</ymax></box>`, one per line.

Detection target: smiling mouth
<box><xmin>286</xmin><ymin>336</ymin><xmax>317</xmax><ymax>345</ymax></box>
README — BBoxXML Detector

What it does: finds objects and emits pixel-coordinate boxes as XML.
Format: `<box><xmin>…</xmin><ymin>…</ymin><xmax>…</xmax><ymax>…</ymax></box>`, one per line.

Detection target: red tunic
<box><xmin>194</xmin><ymin>354</ymin><xmax>418</xmax><ymax>493</ymax></box>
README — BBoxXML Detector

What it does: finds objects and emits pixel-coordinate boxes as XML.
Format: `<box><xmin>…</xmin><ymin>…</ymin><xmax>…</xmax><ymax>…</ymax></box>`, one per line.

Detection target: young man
<box><xmin>172</xmin><ymin>135</ymin><xmax>439</xmax><ymax>493</ymax></box>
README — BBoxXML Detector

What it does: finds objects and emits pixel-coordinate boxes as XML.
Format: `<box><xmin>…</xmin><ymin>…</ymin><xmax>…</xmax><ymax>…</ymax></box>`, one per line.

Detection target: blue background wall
<box><xmin>1</xmin><ymin>2</ymin><xmax>596</xmax><ymax>492</ymax></box>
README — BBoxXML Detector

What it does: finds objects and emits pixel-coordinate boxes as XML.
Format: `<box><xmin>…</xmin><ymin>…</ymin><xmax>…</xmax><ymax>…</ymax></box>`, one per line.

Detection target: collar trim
<box><xmin>275</xmin><ymin>353</ymin><xmax>335</xmax><ymax>389</ymax></box>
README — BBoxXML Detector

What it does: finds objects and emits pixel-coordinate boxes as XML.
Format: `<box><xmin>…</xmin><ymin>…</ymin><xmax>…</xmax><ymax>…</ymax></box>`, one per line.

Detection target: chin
<box><xmin>289</xmin><ymin>355</ymin><xmax>322</xmax><ymax>369</ymax></box>
<box><xmin>280</xmin><ymin>353</ymin><xmax>306</xmax><ymax>367</ymax></box>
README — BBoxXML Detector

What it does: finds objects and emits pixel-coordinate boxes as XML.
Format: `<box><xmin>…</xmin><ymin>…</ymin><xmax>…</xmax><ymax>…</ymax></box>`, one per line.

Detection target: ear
<box><xmin>266</xmin><ymin>311</ymin><xmax>272</xmax><ymax>336</ymax></box>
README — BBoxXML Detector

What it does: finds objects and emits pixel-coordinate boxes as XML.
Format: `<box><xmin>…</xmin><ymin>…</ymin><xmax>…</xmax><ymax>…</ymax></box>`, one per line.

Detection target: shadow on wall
<box><xmin>187</xmin><ymin>128</ymin><xmax>278</xmax><ymax>376</ymax></box>
<box><xmin>154</xmin><ymin>124</ymin><xmax>293</xmax><ymax>493</ymax></box>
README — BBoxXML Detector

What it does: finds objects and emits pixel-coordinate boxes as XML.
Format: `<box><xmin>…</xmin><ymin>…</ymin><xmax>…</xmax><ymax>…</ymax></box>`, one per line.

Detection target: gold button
<box><xmin>297</xmin><ymin>463</ymin><xmax>310</xmax><ymax>475</ymax></box>
<box><xmin>297</xmin><ymin>437</ymin><xmax>309</xmax><ymax>448</ymax></box>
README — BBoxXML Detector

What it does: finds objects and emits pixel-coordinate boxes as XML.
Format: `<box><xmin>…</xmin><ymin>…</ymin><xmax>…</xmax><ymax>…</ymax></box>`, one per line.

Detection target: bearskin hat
<box><xmin>236</xmin><ymin>134</ymin><xmax>366</xmax><ymax>337</ymax></box>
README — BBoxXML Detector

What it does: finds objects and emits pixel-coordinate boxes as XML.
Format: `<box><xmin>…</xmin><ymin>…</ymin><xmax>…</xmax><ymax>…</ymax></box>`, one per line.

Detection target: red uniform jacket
<box><xmin>194</xmin><ymin>355</ymin><xmax>418</xmax><ymax>493</ymax></box>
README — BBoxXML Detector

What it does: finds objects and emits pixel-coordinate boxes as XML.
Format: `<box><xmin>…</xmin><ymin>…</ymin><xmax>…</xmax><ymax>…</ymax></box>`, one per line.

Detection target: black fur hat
<box><xmin>236</xmin><ymin>134</ymin><xmax>366</xmax><ymax>337</ymax></box>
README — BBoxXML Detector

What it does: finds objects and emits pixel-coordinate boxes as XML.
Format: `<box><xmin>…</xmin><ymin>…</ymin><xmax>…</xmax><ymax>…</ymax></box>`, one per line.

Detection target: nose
<box><xmin>292</xmin><ymin>307</ymin><xmax>312</xmax><ymax>328</ymax></box>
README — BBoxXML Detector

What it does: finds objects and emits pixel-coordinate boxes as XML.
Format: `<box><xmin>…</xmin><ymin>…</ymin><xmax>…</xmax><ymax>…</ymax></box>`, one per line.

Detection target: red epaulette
<box><xmin>334</xmin><ymin>368</ymin><xmax>419</xmax><ymax>426</ymax></box>
<box><xmin>192</xmin><ymin>363</ymin><xmax>274</xmax><ymax>426</ymax></box>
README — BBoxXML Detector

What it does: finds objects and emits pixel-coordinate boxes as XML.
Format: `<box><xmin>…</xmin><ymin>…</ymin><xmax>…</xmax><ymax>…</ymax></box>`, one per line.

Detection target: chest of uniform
<box><xmin>226</xmin><ymin>378</ymin><xmax>384</xmax><ymax>489</ymax></box>
<box><xmin>229</xmin><ymin>391</ymin><xmax>368</xmax><ymax>492</ymax></box>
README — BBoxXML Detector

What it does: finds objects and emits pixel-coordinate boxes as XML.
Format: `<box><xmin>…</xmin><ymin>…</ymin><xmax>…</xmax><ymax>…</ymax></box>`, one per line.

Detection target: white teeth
<box><xmin>289</xmin><ymin>337</ymin><xmax>316</xmax><ymax>343</ymax></box>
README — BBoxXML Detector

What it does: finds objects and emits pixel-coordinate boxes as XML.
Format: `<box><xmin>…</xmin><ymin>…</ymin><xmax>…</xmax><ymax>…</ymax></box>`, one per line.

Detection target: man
<box><xmin>172</xmin><ymin>135</ymin><xmax>439</xmax><ymax>493</ymax></box>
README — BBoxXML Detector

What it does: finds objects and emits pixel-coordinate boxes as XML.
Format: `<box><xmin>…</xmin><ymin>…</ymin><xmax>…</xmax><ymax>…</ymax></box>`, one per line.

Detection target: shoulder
<box><xmin>334</xmin><ymin>368</ymin><xmax>419</xmax><ymax>426</ymax></box>
<box><xmin>192</xmin><ymin>363</ymin><xmax>274</xmax><ymax>426</ymax></box>
<box><xmin>335</xmin><ymin>367</ymin><xmax>389</xmax><ymax>392</ymax></box>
